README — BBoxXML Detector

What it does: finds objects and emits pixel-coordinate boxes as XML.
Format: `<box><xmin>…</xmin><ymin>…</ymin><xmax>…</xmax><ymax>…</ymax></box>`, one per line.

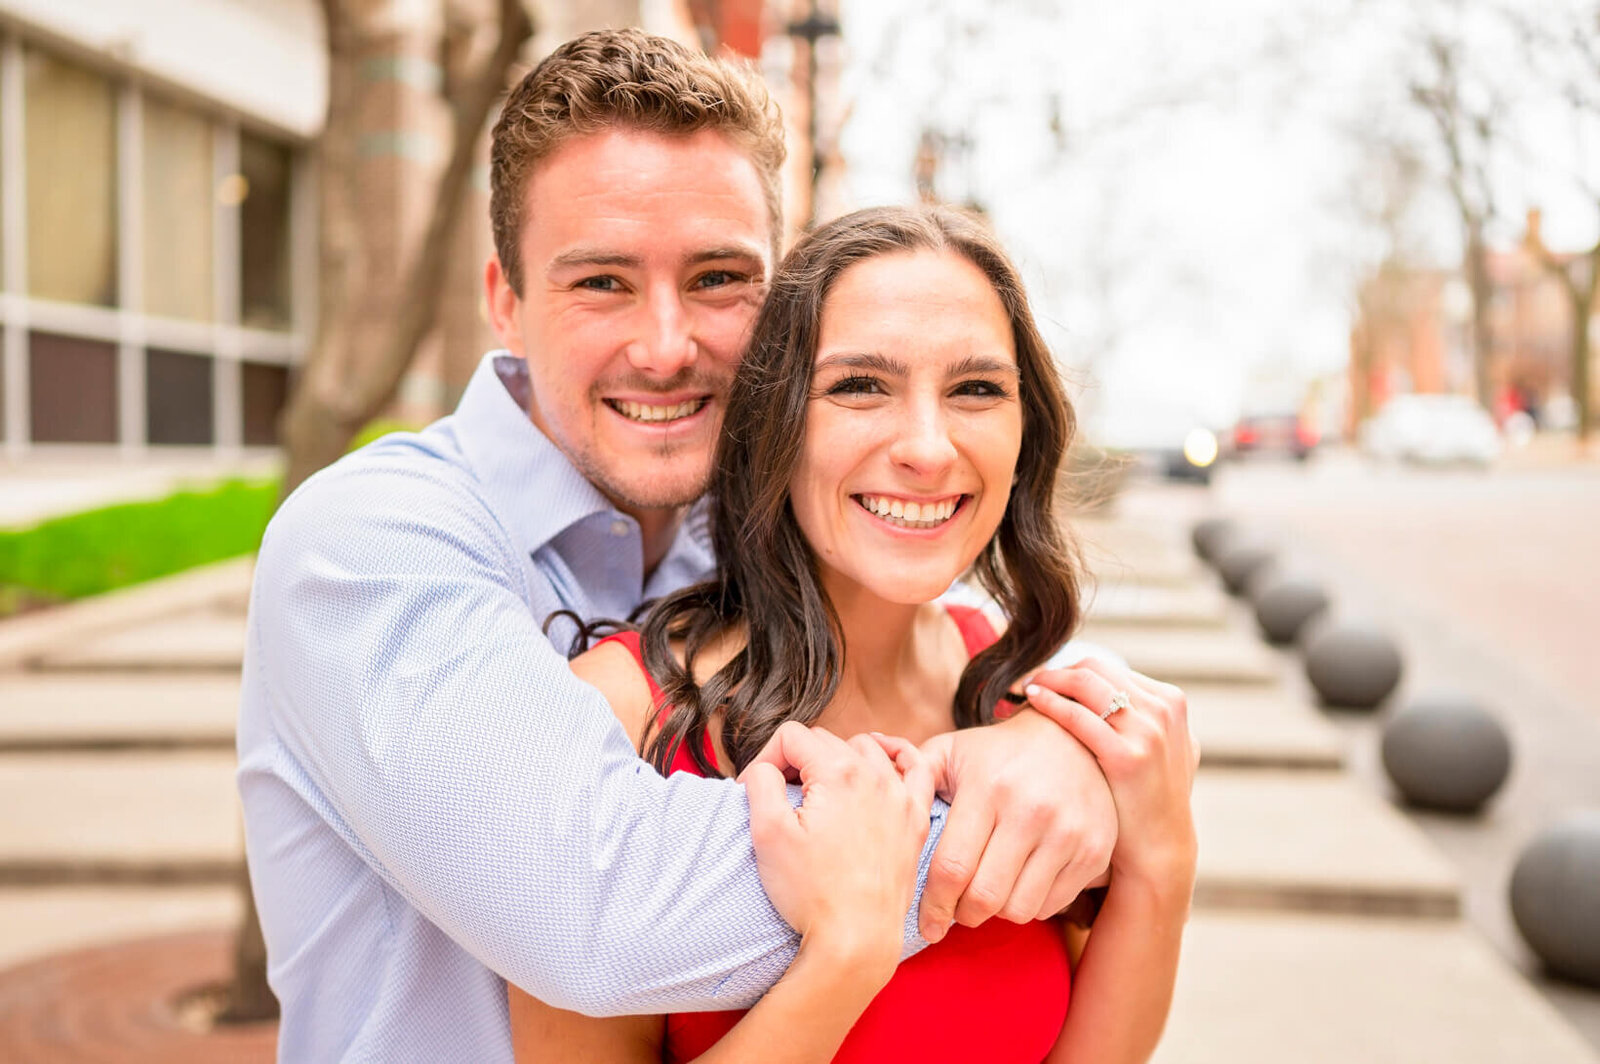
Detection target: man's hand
<box><xmin>916</xmin><ymin>709</ymin><xmax>1115</xmax><ymax>942</ymax></box>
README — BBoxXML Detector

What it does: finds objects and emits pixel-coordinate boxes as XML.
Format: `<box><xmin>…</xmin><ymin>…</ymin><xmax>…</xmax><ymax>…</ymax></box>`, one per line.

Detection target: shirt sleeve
<box><xmin>247</xmin><ymin>461</ymin><xmax>945</xmax><ymax>1016</ymax></box>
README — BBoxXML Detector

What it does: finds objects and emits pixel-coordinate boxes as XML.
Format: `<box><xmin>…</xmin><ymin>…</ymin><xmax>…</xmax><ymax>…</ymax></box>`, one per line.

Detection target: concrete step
<box><xmin>1082</xmin><ymin>548</ymin><xmax>1210</xmax><ymax>589</ymax></box>
<box><xmin>0</xmin><ymin>674</ymin><xmax>237</xmax><ymax>751</ymax></box>
<box><xmin>0</xmin><ymin>557</ymin><xmax>253</xmax><ymax>671</ymax></box>
<box><xmin>1186</xmin><ymin>683</ymin><xmax>1345</xmax><ymax>770</ymax></box>
<box><xmin>32</xmin><ymin>606</ymin><xmax>246</xmax><ymax>673</ymax></box>
<box><xmin>1154</xmin><ymin>910</ymin><xmax>1600</xmax><ymax>1064</ymax></box>
<box><xmin>1193</xmin><ymin>769</ymin><xmax>1460</xmax><ymax>917</ymax></box>
<box><xmin>1081</xmin><ymin>627</ymin><xmax>1283</xmax><ymax>685</ymax></box>
<box><xmin>0</xmin><ymin>884</ymin><xmax>240</xmax><ymax>969</ymax></box>
<box><xmin>1082</xmin><ymin>582</ymin><xmax>1231</xmax><ymax>629</ymax></box>
<box><xmin>0</xmin><ymin>751</ymin><xmax>241</xmax><ymax>883</ymax></box>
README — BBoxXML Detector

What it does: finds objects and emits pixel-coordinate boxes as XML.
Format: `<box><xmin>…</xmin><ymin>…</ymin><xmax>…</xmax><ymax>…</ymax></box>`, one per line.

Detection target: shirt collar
<box><xmin>451</xmin><ymin>352</ymin><xmax>617</xmax><ymax>558</ymax></box>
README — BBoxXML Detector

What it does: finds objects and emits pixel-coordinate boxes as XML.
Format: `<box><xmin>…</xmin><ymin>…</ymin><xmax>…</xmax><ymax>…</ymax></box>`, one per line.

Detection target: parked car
<box><xmin>1092</xmin><ymin>401</ymin><xmax>1221</xmax><ymax>485</ymax></box>
<box><xmin>1232</xmin><ymin>409</ymin><xmax>1319</xmax><ymax>461</ymax></box>
<box><xmin>1361</xmin><ymin>394</ymin><xmax>1501</xmax><ymax>467</ymax></box>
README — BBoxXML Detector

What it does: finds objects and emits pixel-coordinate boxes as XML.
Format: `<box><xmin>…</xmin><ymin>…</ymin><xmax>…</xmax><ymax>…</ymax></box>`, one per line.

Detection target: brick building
<box><xmin>0</xmin><ymin>0</ymin><xmax>821</xmax><ymax>458</ymax></box>
<box><xmin>1349</xmin><ymin>209</ymin><xmax>1597</xmax><ymax>432</ymax></box>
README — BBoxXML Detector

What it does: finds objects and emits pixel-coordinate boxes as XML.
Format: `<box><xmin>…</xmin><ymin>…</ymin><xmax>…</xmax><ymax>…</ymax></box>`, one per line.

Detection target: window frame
<box><xmin>0</xmin><ymin>30</ymin><xmax>311</xmax><ymax>458</ymax></box>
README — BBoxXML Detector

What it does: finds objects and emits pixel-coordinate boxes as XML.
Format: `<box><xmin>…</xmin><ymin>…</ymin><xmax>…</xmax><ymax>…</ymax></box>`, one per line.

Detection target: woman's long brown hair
<box><xmin>635</xmin><ymin>205</ymin><xmax>1082</xmax><ymax>777</ymax></box>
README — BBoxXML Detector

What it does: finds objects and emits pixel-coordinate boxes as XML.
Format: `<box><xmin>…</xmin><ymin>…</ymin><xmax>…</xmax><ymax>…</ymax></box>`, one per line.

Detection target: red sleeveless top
<box><xmin>599</xmin><ymin>604</ymin><xmax>1071</xmax><ymax>1063</ymax></box>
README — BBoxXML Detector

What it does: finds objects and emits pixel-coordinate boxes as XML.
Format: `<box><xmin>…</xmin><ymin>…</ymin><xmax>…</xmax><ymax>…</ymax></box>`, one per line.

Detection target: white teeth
<box><xmin>857</xmin><ymin>494</ymin><xmax>962</xmax><ymax>529</ymax></box>
<box><xmin>614</xmin><ymin>399</ymin><xmax>703</xmax><ymax>423</ymax></box>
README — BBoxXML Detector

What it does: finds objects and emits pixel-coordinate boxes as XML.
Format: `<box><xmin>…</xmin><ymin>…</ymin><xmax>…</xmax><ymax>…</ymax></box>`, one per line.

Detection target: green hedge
<box><xmin>0</xmin><ymin>478</ymin><xmax>279</xmax><ymax>614</ymax></box>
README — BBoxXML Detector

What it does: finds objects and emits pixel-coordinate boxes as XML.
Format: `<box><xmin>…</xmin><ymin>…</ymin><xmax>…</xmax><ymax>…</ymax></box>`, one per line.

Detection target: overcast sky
<box><xmin>825</xmin><ymin>0</ymin><xmax>1599</xmax><ymax>433</ymax></box>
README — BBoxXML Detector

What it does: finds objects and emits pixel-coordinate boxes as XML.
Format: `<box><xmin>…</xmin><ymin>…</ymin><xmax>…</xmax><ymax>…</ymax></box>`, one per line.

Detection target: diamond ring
<box><xmin>1101</xmin><ymin>690</ymin><xmax>1133</xmax><ymax>720</ymax></box>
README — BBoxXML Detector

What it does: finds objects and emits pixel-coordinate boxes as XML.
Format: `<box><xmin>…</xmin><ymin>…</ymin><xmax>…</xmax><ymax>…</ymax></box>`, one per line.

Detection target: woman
<box><xmin>510</xmin><ymin>206</ymin><xmax>1197</xmax><ymax>1063</ymax></box>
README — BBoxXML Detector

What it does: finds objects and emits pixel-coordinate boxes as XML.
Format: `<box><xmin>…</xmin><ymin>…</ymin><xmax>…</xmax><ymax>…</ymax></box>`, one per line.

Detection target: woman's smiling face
<box><xmin>789</xmin><ymin>248</ymin><xmax>1025</xmax><ymax>607</ymax></box>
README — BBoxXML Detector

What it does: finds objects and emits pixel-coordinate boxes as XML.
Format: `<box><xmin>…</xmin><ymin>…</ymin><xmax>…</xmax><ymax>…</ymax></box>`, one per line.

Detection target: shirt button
<box><xmin>610</xmin><ymin>519</ymin><xmax>629</xmax><ymax>537</ymax></box>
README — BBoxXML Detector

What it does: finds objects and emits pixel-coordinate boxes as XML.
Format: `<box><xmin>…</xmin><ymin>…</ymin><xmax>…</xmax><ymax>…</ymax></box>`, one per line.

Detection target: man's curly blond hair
<box><xmin>490</xmin><ymin>28</ymin><xmax>786</xmax><ymax>294</ymax></box>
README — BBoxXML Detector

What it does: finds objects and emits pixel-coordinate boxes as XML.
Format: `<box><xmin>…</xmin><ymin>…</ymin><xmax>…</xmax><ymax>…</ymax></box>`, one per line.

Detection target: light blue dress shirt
<box><xmin>238</xmin><ymin>353</ymin><xmax>947</xmax><ymax>1063</ymax></box>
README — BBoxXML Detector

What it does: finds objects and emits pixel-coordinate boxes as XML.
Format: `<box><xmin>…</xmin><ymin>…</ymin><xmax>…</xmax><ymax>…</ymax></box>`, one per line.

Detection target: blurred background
<box><xmin>0</xmin><ymin>0</ymin><xmax>1596</xmax><ymax>1061</ymax></box>
<box><xmin>0</xmin><ymin>0</ymin><xmax>1593</xmax><ymax>476</ymax></box>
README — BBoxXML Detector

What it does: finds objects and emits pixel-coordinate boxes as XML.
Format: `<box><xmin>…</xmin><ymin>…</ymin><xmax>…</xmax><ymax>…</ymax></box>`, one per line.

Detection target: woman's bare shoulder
<box><xmin>571</xmin><ymin>638</ymin><xmax>657</xmax><ymax>750</ymax></box>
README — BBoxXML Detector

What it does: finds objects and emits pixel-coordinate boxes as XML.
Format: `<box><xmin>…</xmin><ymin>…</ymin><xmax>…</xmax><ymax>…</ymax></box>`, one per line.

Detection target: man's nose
<box><xmin>626</xmin><ymin>287</ymin><xmax>697</xmax><ymax>377</ymax></box>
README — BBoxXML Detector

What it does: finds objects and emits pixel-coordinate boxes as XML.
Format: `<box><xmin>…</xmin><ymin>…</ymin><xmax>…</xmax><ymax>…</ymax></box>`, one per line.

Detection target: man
<box><xmin>239</xmin><ymin>29</ymin><xmax>1114</xmax><ymax>1063</ymax></box>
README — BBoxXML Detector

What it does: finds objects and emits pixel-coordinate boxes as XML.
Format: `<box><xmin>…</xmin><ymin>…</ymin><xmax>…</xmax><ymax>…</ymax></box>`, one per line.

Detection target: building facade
<box><xmin>1348</xmin><ymin>209</ymin><xmax>1598</xmax><ymax>432</ymax></box>
<box><xmin>1</xmin><ymin>0</ymin><xmax>820</xmax><ymax>459</ymax></box>
<box><xmin>0</xmin><ymin>0</ymin><xmax>320</xmax><ymax>460</ymax></box>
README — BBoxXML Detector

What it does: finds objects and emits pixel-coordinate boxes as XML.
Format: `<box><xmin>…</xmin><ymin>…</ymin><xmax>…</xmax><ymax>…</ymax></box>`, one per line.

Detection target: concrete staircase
<box><xmin>1072</xmin><ymin>510</ymin><xmax>1600</xmax><ymax>1063</ymax></box>
<box><xmin>0</xmin><ymin>560</ymin><xmax>249</xmax><ymax>969</ymax></box>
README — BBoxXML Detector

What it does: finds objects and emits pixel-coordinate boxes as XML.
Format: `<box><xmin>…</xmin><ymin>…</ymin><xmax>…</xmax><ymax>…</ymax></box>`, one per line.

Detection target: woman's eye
<box><xmin>827</xmin><ymin>375</ymin><xmax>882</xmax><ymax>396</ymax></box>
<box><xmin>953</xmin><ymin>379</ymin><xmax>1010</xmax><ymax>398</ymax></box>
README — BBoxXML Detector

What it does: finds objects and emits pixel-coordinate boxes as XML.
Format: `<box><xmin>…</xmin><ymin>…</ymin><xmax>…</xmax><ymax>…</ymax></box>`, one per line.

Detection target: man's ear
<box><xmin>484</xmin><ymin>255</ymin><xmax>524</xmax><ymax>356</ymax></box>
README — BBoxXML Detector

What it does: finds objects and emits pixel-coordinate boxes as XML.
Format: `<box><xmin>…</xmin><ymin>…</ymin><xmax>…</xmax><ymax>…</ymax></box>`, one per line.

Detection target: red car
<box><xmin>1232</xmin><ymin>411</ymin><xmax>1318</xmax><ymax>461</ymax></box>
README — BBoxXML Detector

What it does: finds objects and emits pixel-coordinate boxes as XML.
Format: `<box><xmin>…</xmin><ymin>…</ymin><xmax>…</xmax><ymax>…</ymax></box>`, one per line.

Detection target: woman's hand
<box><xmin>1022</xmin><ymin>662</ymin><xmax>1198</xmax><ymax>888</ymax></box>
<box><xmin>740</xmin><ymin>723</ymin><xmax>935</xmax><ymax>991</ymax></box>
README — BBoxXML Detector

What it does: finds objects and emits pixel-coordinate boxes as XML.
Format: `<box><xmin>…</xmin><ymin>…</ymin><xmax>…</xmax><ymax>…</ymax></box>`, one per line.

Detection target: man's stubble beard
<box><xmin>572</xmin><ymin>433</ymin><xmax>712</xmax><ymax>513</ymax></box>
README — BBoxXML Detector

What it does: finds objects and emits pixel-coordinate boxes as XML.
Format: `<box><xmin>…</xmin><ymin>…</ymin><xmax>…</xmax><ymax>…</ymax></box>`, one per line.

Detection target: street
<box><xmin>1124</xmin><ymin>447</ymin><xmax>1600</xmax><ymax>1047</ymax></box>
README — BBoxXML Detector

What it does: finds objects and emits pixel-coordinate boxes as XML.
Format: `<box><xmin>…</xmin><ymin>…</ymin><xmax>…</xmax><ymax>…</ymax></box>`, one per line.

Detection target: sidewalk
<box><xmin>0</xmin><ymin>497</ymin><xmax>1595</xmax><ymax>1060</ymax></box>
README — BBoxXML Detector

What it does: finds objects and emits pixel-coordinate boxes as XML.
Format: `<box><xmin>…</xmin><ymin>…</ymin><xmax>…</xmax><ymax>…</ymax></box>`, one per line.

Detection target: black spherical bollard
<box><xmin>1192</xmin><ymin>517</ymin><xmax>1236</xmax><ymax>563</ymax></box>
<box><xmin>1303</xmin><ymin>624</ymin><xmax>1403</xmax><ymax>710</ymax></box>
<box><xmin>1217</xmin><ymin>542</ymin><xmax>1276</xmax><ymax>596</ymax></box>
<box><xmin>1380</xmin><ymin>697</ymin><xmax>1511</xmax><ymax>814</ymax></box>
<box><xmin>1253</xmin><ymin>578</ymin><xmax>1331</xmax><ymax>645</ymax></box>
<box><xmin>1511</xmin><ymin>812</ymin><xmax>1600</xmax><ymax>987</ymax></box>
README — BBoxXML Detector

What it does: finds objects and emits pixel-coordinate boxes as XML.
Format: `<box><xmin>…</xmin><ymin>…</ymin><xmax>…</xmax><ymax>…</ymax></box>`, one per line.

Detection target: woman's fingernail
<box><xmin>1025</xmin><ymin>684</ymin><xmax>1042</xmax><ymax>699</ymax></box>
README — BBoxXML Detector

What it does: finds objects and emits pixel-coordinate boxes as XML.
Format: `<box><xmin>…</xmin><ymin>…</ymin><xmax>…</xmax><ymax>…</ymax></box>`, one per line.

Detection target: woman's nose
<box><xmin>887</xmin><ymin>402</ymin><xmax>958</xmax><ymax>473</ymax></box>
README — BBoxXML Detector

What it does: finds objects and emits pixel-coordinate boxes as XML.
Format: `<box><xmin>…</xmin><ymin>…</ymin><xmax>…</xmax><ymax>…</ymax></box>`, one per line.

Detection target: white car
<box><xmin>1361</xmin><ymin>394</ymin><xmax>1501</xmax><ymax>467</ymax></box>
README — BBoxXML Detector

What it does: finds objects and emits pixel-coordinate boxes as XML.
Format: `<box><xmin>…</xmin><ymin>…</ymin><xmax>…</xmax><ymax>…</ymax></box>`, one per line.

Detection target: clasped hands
<box><xmin>740</xmin><ymin>658</ymin><xmax>1194</xmax><ymax>947</ymax></box>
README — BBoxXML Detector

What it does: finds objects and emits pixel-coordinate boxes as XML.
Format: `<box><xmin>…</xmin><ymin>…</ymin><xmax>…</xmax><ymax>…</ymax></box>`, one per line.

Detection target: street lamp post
<box><xmin>786</xmin><ymin>1</ymin><xmax>841</xmax><ymax>226</ymax></box>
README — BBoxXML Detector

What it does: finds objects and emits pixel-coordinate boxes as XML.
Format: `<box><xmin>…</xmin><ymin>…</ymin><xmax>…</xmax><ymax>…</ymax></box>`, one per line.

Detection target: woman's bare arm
<box><xmin>1023</xmin><ymin>661</ymin><xmax>1200</xmax><ymax>1064</ymax></box>
<box><xmin>1044</xmin><ymin>866</ymin><xmax>1192</xmax><ymax>1062</ymax></box>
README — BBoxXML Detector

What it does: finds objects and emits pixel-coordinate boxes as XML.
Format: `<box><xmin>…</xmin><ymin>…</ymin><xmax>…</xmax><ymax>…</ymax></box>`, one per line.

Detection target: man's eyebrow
<box><xmin>685</xmin><ymin>246</ymin><xmax>767</xmax><ymax>268</ymax></box>
<box><xmin>547</xmin><ymin>248</ymin><xmax>642</xmax><ymax>271</ymax></box>
<box><xmin>815</xmin><ymin>352</ymin><xmax>909</xmax><ymax>376</ymax></box>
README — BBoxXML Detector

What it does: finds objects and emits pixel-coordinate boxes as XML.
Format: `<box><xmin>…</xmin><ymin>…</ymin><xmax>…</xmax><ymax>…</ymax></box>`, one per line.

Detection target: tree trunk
<box><xmin>1465</xmin><ymin>225</ymin><xmax>1496</xmax><ymax>412</ymax></box>
<box><xmin>1573</xmin><ymin>247</ymin><xmax>1597</xmax><ymax>442</ymax></box>
<box><xmin>220</xmin><ymin>872</ymin><xmax>277</xmax><ymax>1022</ymax></box>
<box><xmin>223</xmin><ymin>0</ymin><xmax>535</xmax><ymax>1024</ymax></box>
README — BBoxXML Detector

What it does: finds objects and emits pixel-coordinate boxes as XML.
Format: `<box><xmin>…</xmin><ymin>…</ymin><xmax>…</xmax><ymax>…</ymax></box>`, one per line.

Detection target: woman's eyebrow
<box><xmin>948</xmin><ymin>355</ymin><xmax>1021</xmax><ymax>377</ymax></box>
<box><xmin>815</xmin><ymin>352</ymin><xmax>908</xmax><ymax>376</ymax></box>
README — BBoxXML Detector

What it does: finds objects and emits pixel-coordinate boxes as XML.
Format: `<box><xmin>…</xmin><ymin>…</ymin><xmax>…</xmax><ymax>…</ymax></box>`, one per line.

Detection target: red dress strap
<box><xmin>942</xmin><ymin>602</ymin><xmax>1000</xmax><ymax>657</ymax></box>
<box><xmin>594</xmin><ymin>630</ymin><xmax>716</xmax><ymax>776</ymax></box>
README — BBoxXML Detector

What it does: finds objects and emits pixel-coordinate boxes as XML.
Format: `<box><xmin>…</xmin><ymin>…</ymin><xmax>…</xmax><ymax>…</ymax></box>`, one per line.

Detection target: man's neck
<box><xmin>628</xmin><ymin>504</ymin><xmax>688</xmax><ymax>578</ymax></box>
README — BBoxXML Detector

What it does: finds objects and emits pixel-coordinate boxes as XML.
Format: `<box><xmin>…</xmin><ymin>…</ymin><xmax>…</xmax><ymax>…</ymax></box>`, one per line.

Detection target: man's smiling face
<box><xmin>486</xmin><ymin>127</ymin><xmax>772</xmax><ymax>518</ymax></box>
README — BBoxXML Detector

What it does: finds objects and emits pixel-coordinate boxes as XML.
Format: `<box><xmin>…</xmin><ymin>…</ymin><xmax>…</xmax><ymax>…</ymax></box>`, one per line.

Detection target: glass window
<box><xmin>143</xmin><ymin>96</ymin><xmax>213</xmax><ymax>320</ymax></box>
<box><xmin>25</xmin><ymin>50</ymin><xmax>118</xmax><ymax>307</ymax></box>
<box><xmin>146</xmin><ymin>347</ymin><xmax>214</xmax><ymax>445</ymax></box>
<box><xmin>239</xmin><ymin>132</ymin><xmax>292</xmax><ymax>330</ymax></box>
<box><xmin>242</xmin><ymin>361</ymin><xmax>290</xmax><ymax>445</ymax></box>
<box><xmin>29</xmin><ymin>331</ymin><xmax>117</xmax><ymax>443</ymax></box>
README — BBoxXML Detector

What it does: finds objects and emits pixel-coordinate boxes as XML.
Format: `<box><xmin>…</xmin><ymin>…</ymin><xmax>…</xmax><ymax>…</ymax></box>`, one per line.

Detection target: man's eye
<box><xmin>577</xmin><ymin>276</ymin><xmax>621</xmax><ymax>292</ymax></box>
<box><xmin>696</xmin><ymin>270</ymin><xmax>746</xmax><ymax>289</ymax></box>
<box><xmin>827</xmin><ymin>375</ymin><xmax>882</xmax><ymax>396</ymax></box>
